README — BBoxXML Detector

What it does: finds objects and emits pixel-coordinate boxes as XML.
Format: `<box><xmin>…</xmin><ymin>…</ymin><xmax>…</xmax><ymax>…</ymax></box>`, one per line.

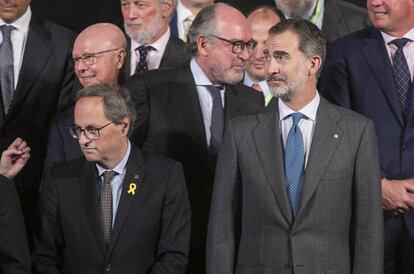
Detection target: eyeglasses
<box><xmin>73</xmin><ymin>48</ymin><xmax>121</xmax><ymax>66</ymax></box>
<box><xmin>68</xmin><ymin>122</ymin><xmax>113</xmax><ymax>140</ymax></box>
<box><xmin>210</xmin><ymin>35</ymin><xmax>257</xmax><ymax>54</ymax></box>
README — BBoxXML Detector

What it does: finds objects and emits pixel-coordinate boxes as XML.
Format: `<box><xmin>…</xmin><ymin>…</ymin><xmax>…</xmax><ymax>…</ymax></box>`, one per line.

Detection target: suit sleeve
<box><xmin>123</xmin><ymin>75</ymin><xmax>150</xmax><ymax>147</ymax></box>
<box><xmin>206</xmin><ymin>121</ymin><xmax>241</xmax><ymax>274</ymax></box>
<box><xmin>0</xmin><ymin>175</ymin><xmax>31</xmax><ymax>274</ymax></box>
<box><xmin>319</xmin><ymin>43</ymin><xmax>352</xmax><ymax>109</ymax></box>
<box><xmin>33</xmin><ymin>170</ymin><xmax>64</xmax><ymax>274</ymax></box>
<box><xmin>352</xmin><ymin>120</ymin><xmax>384</xmax><ymax>274</ymax></box>
<box><xmin>150</xmin><ymin>162</ymin><xmax>191</xmax><ymax>274</ymax></box>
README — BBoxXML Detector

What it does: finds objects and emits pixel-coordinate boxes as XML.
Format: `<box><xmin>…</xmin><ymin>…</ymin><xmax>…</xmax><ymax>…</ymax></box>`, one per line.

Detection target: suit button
<box><xmin>283</xmin><ymin>263</ymin><xmax>291</xmax><ymax>269</ymax></box>
<box><xmin>105</xmin><ymin>264</ymin><xmax>111</xmax><ymax>272</ymax></box>
<box><xmin>402</xmin><ymin>144</ymin><xmax>407</xmax><ymax>151</ymax></box>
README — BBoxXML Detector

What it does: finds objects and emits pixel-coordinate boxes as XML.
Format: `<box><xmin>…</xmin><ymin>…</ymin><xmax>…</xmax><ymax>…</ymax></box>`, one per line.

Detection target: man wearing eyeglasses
<box><xmin>46</xmin><ymin>23</ymin><xmax>127</xmax><ymax>167</ymax></box>
<box><xmin>124</xmin><ymin>4</ymin><xmax>263</xmax><ymax>274</ymax></box>
<box><xmin>34</xmin><ymin>84</ymin><xmax>191</xmax><ymax>274</ymax></box>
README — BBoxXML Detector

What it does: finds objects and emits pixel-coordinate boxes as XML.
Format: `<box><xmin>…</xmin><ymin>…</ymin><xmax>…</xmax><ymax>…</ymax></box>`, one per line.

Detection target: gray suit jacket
<box><xmin>323</xmin><ymin>0</ymin><xmax>370</xmax><ymax>42</ymax></box>
<box><xmin>206</xmin><ymin>97</ymin><xmax>383</xmax><ymax>274</ymax></box>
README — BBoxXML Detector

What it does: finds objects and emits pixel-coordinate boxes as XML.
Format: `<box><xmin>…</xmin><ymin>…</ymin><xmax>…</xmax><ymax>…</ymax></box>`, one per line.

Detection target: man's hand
<box><xmin>382</xmin><ymin>178</ymin><xmax>414</xmax><ymax>214</ymax></box>
<box><xmin>0</xmin><ymin>138</ymin><xmax>30</xmax><ymax>179</ymax></box>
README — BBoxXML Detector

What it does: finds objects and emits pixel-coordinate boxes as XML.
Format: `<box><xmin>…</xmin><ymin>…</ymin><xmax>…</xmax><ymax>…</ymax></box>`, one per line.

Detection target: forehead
<box><xmin>73</xmin><ymin>34</ymin><xmax>112</xmax><ymax>55</ymax></box>
<box><xmin>214</xmin><ymin>11</ymin><xmax>251</xmax><ymax>40</ymax></box>
<box><xmin>74</xmin><ymin>96</ymin><xmax>107</xmax><ymax>124</ymax></box>
<box><xmin>121</xmin><ymin>0</ymin><xmax>159</xmax><ymax>5</ymax></box>
<box><xmin>266</xmin><ymin>30</ymin><xmax>300</xmax><ymax>53</ymax></box>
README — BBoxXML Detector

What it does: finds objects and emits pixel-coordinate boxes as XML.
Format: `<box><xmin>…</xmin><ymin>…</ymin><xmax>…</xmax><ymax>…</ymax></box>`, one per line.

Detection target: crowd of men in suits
<box><xmin>0</xmin><ymin>0</ymin><xmax>413</xmax><ymax>273</ymax></box>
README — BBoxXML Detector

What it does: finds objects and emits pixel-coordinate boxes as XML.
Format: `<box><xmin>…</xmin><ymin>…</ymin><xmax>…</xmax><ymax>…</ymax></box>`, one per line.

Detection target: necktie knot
<box><xmin>0</xmin><ymin>25</ymin><xmax>14</xmax><ymax>39</ymax></box>
<box><xmin>251</xmin><ymin>83</ymin><xmax>262</xmax><ymax>92</ymax></box>
<box><xmin>207</xmin><ymin>85</ymin><xmax>223</xmax><ymax>100</ymax></box>
<box><xmin>103</xmin><ymin>170</ymin><xmax>116</xmax><ymax>185</ymax></box>
<box><xmin>137</xmin><ymin>45</ymin><xmax>154</xmax><ymax>55</ymax></box>
<box><xmin>289</xmin><ymin>112</ymin><xmax>305</xmax><ymax>126</ymax></box>
<box><xmin>392</xmin><ymin>38</ymin><xmax>411</xmax><ymax>49</ymax></box>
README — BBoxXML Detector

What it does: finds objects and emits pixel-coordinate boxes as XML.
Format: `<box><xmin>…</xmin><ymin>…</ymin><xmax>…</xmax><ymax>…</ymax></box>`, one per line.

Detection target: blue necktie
<box><xmin>284</xmin><ymin>112</ymin><xmax>305</xmax><ymax>217</ymax></box>
<box><xmin>0</xmin><ymin>25</ymin><xmax>15</xmax><ymax>114</ymax></box>
<box><xmin>135</xmin><ymin>45</ymin><xmax>154</xmax><ymax>73</ymax></box>
<box><xmin>391</xmin><ymin>38</ymin><xmax>412</xmax><ymax>120</ymax></box>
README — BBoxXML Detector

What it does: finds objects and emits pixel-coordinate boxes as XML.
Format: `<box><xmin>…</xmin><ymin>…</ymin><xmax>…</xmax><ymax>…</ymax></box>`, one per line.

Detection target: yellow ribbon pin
<box><xmin>127</xmin><ymin>183</ymin><xmax>137</xmax><ymax>195</ymax></box>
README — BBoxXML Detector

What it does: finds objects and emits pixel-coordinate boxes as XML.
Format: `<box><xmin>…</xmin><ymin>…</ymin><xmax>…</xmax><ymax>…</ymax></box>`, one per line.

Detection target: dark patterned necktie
<box><xmin>100</xmin><ymin>170</ymin><xmax>116</xmax><ymax>246</ymax></box>
<box><xmin>0</xmin><ymin>25</ymin><xmax>15</xmax><ymax>114</ymax></box>
<box><xmin>391</xmin><ymin>38</ymin><xmax>412</xmax><ymax>120</ymax></box>
<box><xmin>135</xmin><ymin>45</ymin><xmax>155</xmax><ymax>73</ymax></box>
<box><xmin>207</xmin><ymin>85</ymin><xmax>224</xmax><ymax>156</ymax></box>
<box><xmin>284</xmin><ymin>113</ymin><xmax>306</xmax><ymax>217</ymax></box>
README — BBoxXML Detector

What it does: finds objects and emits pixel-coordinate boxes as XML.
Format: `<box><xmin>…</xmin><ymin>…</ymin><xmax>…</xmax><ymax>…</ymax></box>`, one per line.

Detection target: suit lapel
<box><xmin>7</xmin><ymin>15</ymin><xmax>53</xmax><ymax>121</ymax></box>
<box><xmin>107</xmin><ymin>145</ymin><xmax>145</xmax><ymax>257</ymax></box>
<box><xmin>253</xmin><ymin>101</ymin><xmax>293</xmax><ymax>223</ymax></box>
<box><xmin>297</xmin><ymin>98</ymin><xmax>343</xmax><ymax>219</ymax></box>
<box><xmin>78</xmin><ymin>161</ymin><xmax>106</xmax><ymax>255</ymax></box>
<box><xmin>361</xmin><ymin>28</ymin><xmax>404</xmax><ymax>125</ymax></box>
<box><xmin>159</xmin><ymin>35</ymin><xmax>182</xmax><ymax>68</ymax></box>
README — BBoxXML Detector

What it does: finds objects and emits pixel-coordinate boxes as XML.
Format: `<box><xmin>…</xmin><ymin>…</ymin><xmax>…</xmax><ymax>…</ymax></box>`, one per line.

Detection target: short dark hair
<box><xmin>75</xmin><ymin>84</ymin><xmax>137</xmax><ymax>134</ymax></box>
<box><xmin>186</xmin><ymin>4</ymin><xmax>218</xmax><ymax>55</ymax></box>
<box><xmin>246</xmin><ymin>4</ymin><xmax>286</xmax><ymax>21</ymax></box>
<box><xmin>269</xmin><ymin>18</ymin><xmax>326</xmax><ymax>77</ymax></box>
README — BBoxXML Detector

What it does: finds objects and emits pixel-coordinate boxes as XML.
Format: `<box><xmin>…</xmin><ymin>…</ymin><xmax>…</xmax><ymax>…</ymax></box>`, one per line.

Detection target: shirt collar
<box><xmin>278</xmin><ymin>92</ymin><xmax>320</xmax><ymax>121</ymax></box>
<box><xmin>130</xmin><ymin>27</ymin><xmax>171</xmax><ymax>53</ymax></box>
<box><xmin>190</xmin><ymin>58</ymin><xmax>214</xmax><ymax>86</ymax></box>
<box><xmin>0</xmin><ymin>6</ymin><xmax>31</xmax><ymax>32</ymax></box>
<box><xmin>381</xmin><ymin>26</ymin><xmax>414</xmax><ymax>44</ymax></box>
<box><xmin>176</xmin><ymin>0</ymin><xmax>193</xmax><ymax>23</ymax></box>
<box><xmin>96</xmin><ymin>140</ymin><xmax>131</xmax><ymax>177</ymax></box>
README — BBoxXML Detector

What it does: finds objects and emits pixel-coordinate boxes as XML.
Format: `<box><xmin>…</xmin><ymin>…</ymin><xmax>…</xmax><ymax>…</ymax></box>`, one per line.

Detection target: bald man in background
<box><xmin>244</xmin><ymin>5</ymin><xmax>284</xmax><ymax>105</ymax></box>
<box><xmin>46</xmin><ymin>23</ymin><xmax>127</xmax><ymax>167</ymax></box>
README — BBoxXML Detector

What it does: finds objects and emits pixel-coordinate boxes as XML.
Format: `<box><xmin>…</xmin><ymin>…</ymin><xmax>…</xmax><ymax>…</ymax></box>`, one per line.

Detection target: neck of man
<box><xmin>98</xmin><ymin>139</ymin><xmax>129</xmax><ymax>170</ymax></box>
<box><xmin>282</xmin><ymin>82</ymin><xmax>317</xmax><ymax>111</ymax></box>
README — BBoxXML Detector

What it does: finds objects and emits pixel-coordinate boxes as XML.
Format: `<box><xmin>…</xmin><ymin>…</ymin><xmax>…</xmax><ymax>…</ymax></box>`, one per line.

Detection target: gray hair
<box><xmin>269</xmin><ymin>18</ymin><xmax>326</xmax><ymax>78</ymax></box>
<box><xmin>186</xmin><ymin>4</ymin><xmax>218</xmax><ymax>55</ymax></box>
<box><xmin>75</xmin><ymin>84</ymin><xmax>137</xmax><ymax>134</ymax></box>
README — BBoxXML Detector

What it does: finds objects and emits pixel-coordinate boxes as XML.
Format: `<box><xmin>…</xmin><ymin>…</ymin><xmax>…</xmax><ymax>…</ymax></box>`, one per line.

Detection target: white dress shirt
<box><xmin>96</xmin><ymin>141</ymin><xmax>131</xmax><ymax>226</ymax></box>
<box><xmin>279</xmin><ymin>93</ymin><xmax>320</xmax><ymax>168</ymax></box>
<box><xmin>129</xmin><ymin>28</ymin><xmax>171</xmax><ymax>75</ymax></box>
<box><xmin>176</xmin><ymin>0</ymin><xmax>193</xmax><ymax>41</ymax></box>
<box><xmin>0</xmin><ymin>7</ymin><xmax>31</xmax><ymax>89</ymax></box>
<box><xmin>190</xmin><ymin>58</ymin><xmax>225</xmax><ymax>146</ymax></box>
<box><xmin>381</xmin><ymin>27</ymin><xmax>414</xmax><ymax>80</ymax></box>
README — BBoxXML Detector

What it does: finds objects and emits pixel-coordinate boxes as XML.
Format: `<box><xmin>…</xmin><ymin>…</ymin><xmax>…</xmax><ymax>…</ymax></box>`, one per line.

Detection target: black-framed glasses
<box><xmin>210</xmin><ymin>35</ymin><xmax>257</xmax><ymax>54</ymax></box>
<box><xmin>68</xmin><ymin>122</ymin><xmax>113</xmax><ymax>140</ymax></box>
<box><xmin>73</xmin><ymin>48</ymin><xmax>121</xmax><ymax>66</ymax></box>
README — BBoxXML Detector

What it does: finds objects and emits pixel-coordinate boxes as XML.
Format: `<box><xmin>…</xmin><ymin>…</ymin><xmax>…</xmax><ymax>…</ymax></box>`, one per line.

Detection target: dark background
<box><xmin>31</xmin><ymin>0</ymin><xmax>366</xmax><ymax>34</ymax></box>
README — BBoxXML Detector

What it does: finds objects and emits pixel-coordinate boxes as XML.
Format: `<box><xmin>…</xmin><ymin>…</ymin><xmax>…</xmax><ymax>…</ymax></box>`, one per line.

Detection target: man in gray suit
<box><xmin>206</xmin><ymin>18</ymin><xmax>383</xmax><ymax>274</ymax></box>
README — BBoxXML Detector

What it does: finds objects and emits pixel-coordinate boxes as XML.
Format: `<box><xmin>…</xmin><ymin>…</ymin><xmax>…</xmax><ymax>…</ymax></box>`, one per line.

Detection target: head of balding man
<box><xmin>246</xmin><ymin>6</ymin><xmax>283</xmax><ymax>82</ymax></box>
<box><xmin>188</xmin><ymin>4</ymin><xmax>255</xmax><ymax>85</ymax></box>
<box><xmin>273</xmin><ymin>0</ymin><xmax>316</xmax><ymax>18</ymax></box>
<box><xmin>73</xmin><ymin>23</ymin><xmax>127</xmax><ymax>87</ymax></box>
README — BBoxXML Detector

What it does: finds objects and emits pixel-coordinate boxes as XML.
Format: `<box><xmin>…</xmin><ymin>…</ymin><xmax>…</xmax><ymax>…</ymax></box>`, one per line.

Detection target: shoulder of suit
<box><xmin>328</xmin><ymin>26</ymin><xmax>374</xmax><ymax>52</ymax></box>
<box><xmin>321</xmin><ymin>98</ymin><xmax>373</xmax><ymax>126</ymax></box>
<box><xmin>47</xmin><ymin>157</ymin><xmax>86</xmax><ymax>179</ymax></box>
<box><xmin>30</xmin><ymin>12</ymin><xmax>77</xmax><ymax>43</ymax></box>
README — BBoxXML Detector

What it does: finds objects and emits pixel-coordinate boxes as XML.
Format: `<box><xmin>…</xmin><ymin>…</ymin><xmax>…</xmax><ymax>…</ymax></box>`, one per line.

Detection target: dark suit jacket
<box><xmin>322</xmin><ymin>0</ymin><xmax>370</xmax><ymax>42</ymax></box>
<box><xmin>207</xmin><ymin>97</ymin><xmax>384</xmax><ymax>274</ymax></box>
<box><xmin>1</xmin><ymin>13</ymin><xmax>76</xmax><ymax>236</ymax></box>
<box><xmin>124</xmin><ymin>62</ymin><xmax>264</xmax><ymax>273</ymax></box>
<box><xmin>320</xmin><ymin>26</ymin><xmax>414</xmax><ymax>233</ymax></box>
<box><xmin>0</xmin><ymin>175</ymin><xmax>30</xmax><ymax>274</ymax></box>
<box><xmin>34</xmin><ymin>145</ymin><xmax>191</xmax><ymax>274</ymax></box>
<box><xmin>118</xmin><ymin>34</ymin><xmax>190</xmax><ymax>84</ymax></box>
